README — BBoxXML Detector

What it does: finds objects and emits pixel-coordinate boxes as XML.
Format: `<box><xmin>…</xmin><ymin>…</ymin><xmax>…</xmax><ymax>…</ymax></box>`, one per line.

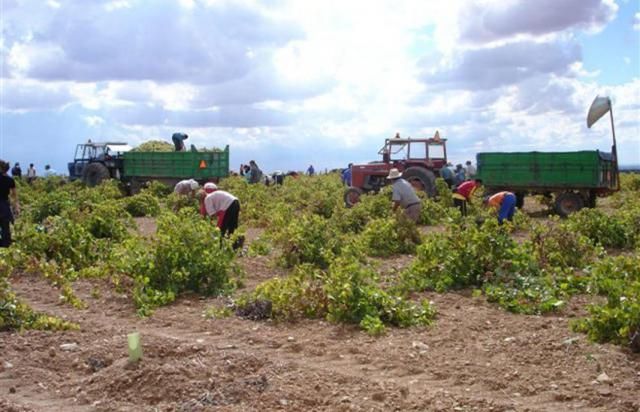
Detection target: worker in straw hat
<box><xmin>387</xmin><ymin>168</ymin><xmax>421</xmax><ymax>223</ymax></box>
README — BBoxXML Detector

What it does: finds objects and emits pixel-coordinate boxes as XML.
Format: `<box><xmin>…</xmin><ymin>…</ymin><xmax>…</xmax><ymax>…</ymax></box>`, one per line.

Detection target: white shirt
<box><xmin>204</xmin><ymin>190</ymin><xmax>237</xmax><ymax>216</ymax></box>
<box><xmin>465</xmin><ymin>164</ymin><xmax>476</xmax><ymax>178</ymax></box>
<box><xmin>174</xmin><ymin>179</ymin><xmax>195</xmax><ymax>195</ymax></box>
<box><xmin>27</xmin><ymin>167</ymin><xmax>36</xmax><ymax>178</ymax></box>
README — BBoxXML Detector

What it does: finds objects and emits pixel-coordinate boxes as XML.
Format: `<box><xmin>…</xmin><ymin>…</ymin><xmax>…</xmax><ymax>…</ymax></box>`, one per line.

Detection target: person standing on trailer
<box><xmin>171</xmin><ymin>132</ymin><xmax>189</xmax><ymax>152</ymax></box>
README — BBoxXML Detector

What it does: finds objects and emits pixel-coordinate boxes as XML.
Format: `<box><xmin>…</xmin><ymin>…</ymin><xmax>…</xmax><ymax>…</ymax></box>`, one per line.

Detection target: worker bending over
<box><xmin>485</xmin><ymin>191</ymin><xmax>516</xmax><ymax>225</ymax></box>
<box><xmin>200</xmin><ymin>183</ymin><xmax>240</xmax><ymax>237</ymax></box>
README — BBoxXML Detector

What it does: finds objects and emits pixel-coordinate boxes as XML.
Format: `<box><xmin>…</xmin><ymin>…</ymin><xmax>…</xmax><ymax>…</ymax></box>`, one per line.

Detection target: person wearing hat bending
<box><xmin>484</xmin><ymin>191</ymin><xmax>516</xmax><ymax>225</ymax></box>
<box><xmin>200</xmin><ymin>183</ymin><xmax>241</xmax><ymax>237</ymax></box>
<box><xmin>174</xmin><ymin>179</ymin><xmax>199</xmax><ymax>196</ymax></box>
<box><xmin>387</xmin><ymin>168</ymin><xmax>421</xmax><ymax>223</ymax></box>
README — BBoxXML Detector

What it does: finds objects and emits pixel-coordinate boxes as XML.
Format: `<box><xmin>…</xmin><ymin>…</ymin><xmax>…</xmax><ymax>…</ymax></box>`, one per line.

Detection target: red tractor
<box><xmin>344</xmin><ymin>134</ymin><xmax>448</xmax><ymax>206</ymax></box>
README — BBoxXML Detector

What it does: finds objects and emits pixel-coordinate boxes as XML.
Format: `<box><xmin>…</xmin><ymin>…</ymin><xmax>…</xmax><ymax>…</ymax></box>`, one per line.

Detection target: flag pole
<box><xmin>608</xmin><ymin>98</ymin><xmax>620</xmax><ymax>190</ymax></box>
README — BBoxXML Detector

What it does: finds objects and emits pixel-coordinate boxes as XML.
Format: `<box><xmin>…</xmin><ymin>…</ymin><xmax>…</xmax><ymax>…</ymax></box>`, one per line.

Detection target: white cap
<box><xmin>204</xmin><ymin>182</ymin><xmax>217</xmax><ymax>193</ymax></box>
<box><xmin>189</xmin><ymin>180</ymin><xmax>199</xmax><ymax>191</ymax></box>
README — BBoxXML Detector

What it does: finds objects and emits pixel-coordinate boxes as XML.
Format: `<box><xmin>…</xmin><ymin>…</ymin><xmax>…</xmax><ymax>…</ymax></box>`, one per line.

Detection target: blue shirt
<box><xmin>440</xmin><ymin>166</ymin><xmax>453</xmax><ymax>180</ymax></box>
<box><xmin>341</xmin><ymin>167</ymin><xmax>352</xmax><ymax>186</ymax></box>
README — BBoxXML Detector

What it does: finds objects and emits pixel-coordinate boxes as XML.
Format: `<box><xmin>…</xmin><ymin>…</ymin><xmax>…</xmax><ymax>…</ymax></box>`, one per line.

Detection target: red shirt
<box><xmin>455</xmin><ymin>180</ymin><xmax>478</xmax><ymax>200</ymax></box>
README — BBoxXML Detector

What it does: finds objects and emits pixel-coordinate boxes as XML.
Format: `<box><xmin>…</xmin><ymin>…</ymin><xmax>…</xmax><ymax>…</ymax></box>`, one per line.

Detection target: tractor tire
<box><xmin>554</xmin><ymin>192</ymin><xmax>584</xmax><ymax>218</ymax></box>
<box><xmin>344</xmin><ymin>187</ymin><xmax>364</xmax><ymax>208</ymax></box>
<box><xmin>82</xmin><ymin>162</ymin><xmax>110</xmax><ymax>187</ymax></box>
<box><xmin>402</xmin><ymin>167</ymin><xmax>437</xmax><ymax>198</ymax></box>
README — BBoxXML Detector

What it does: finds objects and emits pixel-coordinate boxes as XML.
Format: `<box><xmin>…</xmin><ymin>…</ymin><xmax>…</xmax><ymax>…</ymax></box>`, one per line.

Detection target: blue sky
<box><xmin>1</xmin><ymin>0</ymin><xmax>639</xmax><ymax>175</ymax></box>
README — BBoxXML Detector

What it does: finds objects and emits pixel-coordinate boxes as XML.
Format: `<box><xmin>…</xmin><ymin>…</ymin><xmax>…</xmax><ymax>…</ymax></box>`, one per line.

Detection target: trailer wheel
<box><xmin>82</xmin><ymin>163</ymin><xmax>110</xmax><ymax>187</ymax></box>
<box><xmin>403</xmin><ymin>167</ymin><xmax>437</xmax><ymax>198</ymax></box>
<box><xmin>555</xmin><ymin>192</ymin><xmax>584</xmax><ymax>217</ymax></box>
<box><xmin>344</xmin><ymin>187</ymin><xmax>364</xmax><ymax>208</ymax></box>
<box><xmin>586</xmin><ymin>191</ymin><xmax>597</xmax><ymax>208</ymax></box>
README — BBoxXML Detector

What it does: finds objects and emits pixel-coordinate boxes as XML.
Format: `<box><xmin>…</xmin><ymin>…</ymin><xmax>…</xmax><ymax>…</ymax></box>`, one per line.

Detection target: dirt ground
<box><xmin>1</xmin><ymin>206</ymin><xmax>639</xmax><ymax>411</ymax></box>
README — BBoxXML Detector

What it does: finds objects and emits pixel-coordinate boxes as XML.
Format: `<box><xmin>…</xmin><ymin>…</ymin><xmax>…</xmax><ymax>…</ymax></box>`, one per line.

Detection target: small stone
<box><xmin>9</xmin><ymin>387</ymin><xmax>16</xmax><ymax>394</ymax></box>
<box><xmin>340</xmin><ymin>396</ymin><xmax>351</xmax><ymax>403</ymax></box>
<box><xmin>3</xmin><ymin>361</ymin><xmax>13</xmax><ymax>369</ymax></box>
<box><xmin>596</xmin><ymin>372</ymin><xmax>611</xmax><ymax>384</ymax></box>
<box><xmin>49</xmin><ymin>349</ymin><xmax>56</xmax><ymax>358</ymax></box>
<box><xmin>60</xmin><ymin>343</ymin><xmax>79</xmax><ymax>352</ymax></box>
<box><xmin>287</xmin><ymin>336</ymin><xmax>295</xmax><ymax>342</ymax></box>
<box><xmin>550</xmin><ymin>383</ymin><xmax>559</xmax><ymax>390</ymax></box>
<box><xmin>597</xmin><ymin>387</ymin><xmax>612</xmax><ymax>397</ymax></box>
<box><xmin>279</xmin><ymin>399</ymin><xmax>289</xmax><ymax>406</ymax></box>
<box><xmin>196</xmin><ymin>339</ymin><xmax>204</xmax><ymax>344</ymax></box>
<box><xmin>504</xmin><ymin>337</ymin><xmax>515</xmax><ymax>342</ymax></box>
<box><xmin>412</xmin><ymin>341</ymin><xmax>429</xmax><ymax>351</ymax></box>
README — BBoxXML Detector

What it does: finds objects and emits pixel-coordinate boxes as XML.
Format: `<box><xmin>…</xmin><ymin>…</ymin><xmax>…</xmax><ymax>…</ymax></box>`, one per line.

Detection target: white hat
<box><xmin>189</xmin><ymin>180</ymin><xmax>199</xmax><ymax>191</ymax></box>
<box><xmin>387</xmin><ymin>168</ymin><xmax>402</xmax><ymax>179</ymax></box>
<box><xmin>204</xmin><ymin>182</ymin><xmax>217</xmax><ymax>193</ymax></box>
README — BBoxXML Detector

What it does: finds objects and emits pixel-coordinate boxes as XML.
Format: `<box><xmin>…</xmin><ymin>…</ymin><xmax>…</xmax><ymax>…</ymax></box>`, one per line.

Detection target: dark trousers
<box><xmin>453</xmin><ymin>198</ymin><xmax>468</xmax><ymax>217</ymax></box>
<box><xmin>0</xmin><ymin>202</ymin><xmax>13</xmax><ymax>248</ymax></box>
<box><xmin>220</xmin><ymin>200</ymin><xmax>240</xmax><ymax>237</ymax></box>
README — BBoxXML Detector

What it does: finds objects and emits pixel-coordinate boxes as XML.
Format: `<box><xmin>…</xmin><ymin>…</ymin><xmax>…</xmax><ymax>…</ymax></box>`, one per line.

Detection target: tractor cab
<box><xmin>68</xmin><ymin>141</ymin><xmax>132</xmax><ymax>183</ymax></box>
<box><xmin>378</xmin><ymin>137</ymin><xmax>447</xmax><ymax>168</ymax></box>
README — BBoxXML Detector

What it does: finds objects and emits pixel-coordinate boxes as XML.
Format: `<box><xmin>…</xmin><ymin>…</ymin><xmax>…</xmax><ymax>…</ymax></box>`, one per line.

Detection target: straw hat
<box><xmin>387</xmin><ymin>168</ymin><xmax>402</xmax><ymax>179</ymax></box>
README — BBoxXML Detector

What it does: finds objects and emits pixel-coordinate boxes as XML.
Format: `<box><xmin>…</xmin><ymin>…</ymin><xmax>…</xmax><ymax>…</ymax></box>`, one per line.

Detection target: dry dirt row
<box><xmin>1</xmin><ymin>216</ymin><xmax>639</xmax><ymax>411</ymax></box>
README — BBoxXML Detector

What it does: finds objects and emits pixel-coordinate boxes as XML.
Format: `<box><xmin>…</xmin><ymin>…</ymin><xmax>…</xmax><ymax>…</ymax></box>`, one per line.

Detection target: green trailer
<box><xmin>475</xmin><ymin>96</ymin><xmax>620</xmax><ymax>217</ymax></box>
<box><xmin>69</xmin><ymin>142</ymin><xmax>230</xmax><ymax>192</ymax></box>
<box><xmin>123</xmin><ymin>147</ymin><xmax>230</xmax><ymax>191</ymax></box>
<box><xmin>476</xmin><ymin>150</ymin><xmax>618</xmax><ymax>216</ymax></box>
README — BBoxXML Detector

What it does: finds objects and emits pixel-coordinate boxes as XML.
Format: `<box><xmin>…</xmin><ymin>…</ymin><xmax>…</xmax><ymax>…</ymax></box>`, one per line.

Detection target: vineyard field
<box><xmin>1</xmin><ymin>174</ymin><xmax>639</xmax><ymax>411</ymax></box>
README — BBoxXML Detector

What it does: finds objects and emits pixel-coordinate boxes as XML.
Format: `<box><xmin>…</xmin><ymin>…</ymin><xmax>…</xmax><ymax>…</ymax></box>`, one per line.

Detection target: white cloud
<box><xmin>634</xmin><ymin>12</ymin><xmax>640</xmax><ymax>31</ymax></box>
<box><xmin>84</xmin><ymin>116</ymin><xmax>105</xmax><ymax>127</ymax></box>
<box><xmin>1</xmin><ymin>0</ymin><xmax>639</xmax><ymax>168</ymax></box>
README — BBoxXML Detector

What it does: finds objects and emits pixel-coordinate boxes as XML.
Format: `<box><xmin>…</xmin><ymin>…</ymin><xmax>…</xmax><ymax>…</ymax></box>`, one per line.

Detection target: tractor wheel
<box><xmin>554</xmin><ymin>192</ymin><xmax>584</xmax><ymax>217</ymax></box>
<box><xmin>403</xmin><ymin>167</ymin><xmax>437</xmax><ymax>198</ymax></box>
<box><xmin>344</xmin><ymin>187</ymin><xmax>364</xmax><ymax>208</ymax></box>
<box><xmin>82</xmin><ymin>162</ymin><xmax>110</xmax><ymax>187</ymax></box>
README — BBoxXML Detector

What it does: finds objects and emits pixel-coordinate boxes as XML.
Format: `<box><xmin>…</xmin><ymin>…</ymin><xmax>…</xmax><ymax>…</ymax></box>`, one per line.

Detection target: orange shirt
<box><xmin>488</xmin><ymin>191</ymin><xmax>510</xmax><ymax>208</ymax></box>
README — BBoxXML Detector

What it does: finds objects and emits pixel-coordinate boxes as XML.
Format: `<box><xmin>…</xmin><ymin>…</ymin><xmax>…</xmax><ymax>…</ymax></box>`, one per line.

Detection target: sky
<box><xmin>1</xmin><ymin>0</ymin><xmax>639</xmax><ymax>175</ymax></box>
